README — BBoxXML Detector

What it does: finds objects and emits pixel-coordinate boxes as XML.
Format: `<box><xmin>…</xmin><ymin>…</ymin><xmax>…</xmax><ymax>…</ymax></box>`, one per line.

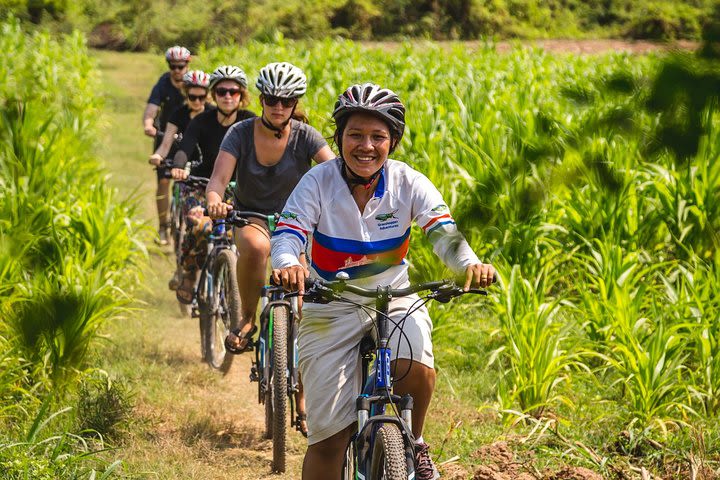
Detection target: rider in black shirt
<box><xmin>142</xmin><ymin>46</ymin><xmax>191</xmax><ymax>245</ymax></box>
<box><xmin>170</xmin><ymin>65</ymin><xmax>256</xmax><ymax>304</ymax></box>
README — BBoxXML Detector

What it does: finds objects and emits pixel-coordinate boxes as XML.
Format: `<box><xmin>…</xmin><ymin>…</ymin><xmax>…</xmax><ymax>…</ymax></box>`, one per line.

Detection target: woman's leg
<box><xmin>227</xmin><ymin>222</ymin><xmax>270</xmax><ymax>348</ymax></box>
<box><xmin>156</xmin><ymin>177</ymin><xmax>170</xmax><ymax>242</ymax></box>
<box><xmin>390</xmin><ymin>359</ymin><xmax>436</xmax><ymax>437</ymax></box>
<box><xmin>302</xmin><ymin>424</ymin><xmax>354</xmax><ymax>480</ymax></box>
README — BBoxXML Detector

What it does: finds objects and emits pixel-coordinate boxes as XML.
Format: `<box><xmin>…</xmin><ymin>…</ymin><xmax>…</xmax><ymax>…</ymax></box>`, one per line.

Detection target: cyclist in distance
<box><xmin>149</xmin><ymin>69</ymin><xmax>212</xmax><ymax>167</ymax></box>
<box><xmin>270</xmin><ymin>83</ymin><xmax>496</xmax><ymax>480</ymax></box>
<box><xmin>143</xmin><ymin>45</ymin><xmax>191</xmax><ymax>246</ymax></box>
<box><xmin>149</xmin><ymin>69</ymin><xmax>213</xmax><ymax>290</ymax></box>
<box><xmin>171</xmin><ymin>65</ymin><xmax>256</xmax><ymax>304</ymax></box>
<box><xmin>206</xmin><ymin>62</ymin><xmax>334</xmax><ymax>434</ymax></box>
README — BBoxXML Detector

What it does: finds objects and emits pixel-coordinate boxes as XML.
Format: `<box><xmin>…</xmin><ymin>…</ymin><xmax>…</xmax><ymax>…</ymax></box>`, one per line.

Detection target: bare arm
<box><xmin>149</xmin><ymin>123</ymin><xmax>178</xmax><ymax>165</ymax></box>
<box><xmin>206</xmin><ymin>150</ymin><xmax>238</xmax><ymax>218</ymax></box>
<box><xmin>313</xmin><ymin>145</ymin><xmax>335</xmax><ymax>164</ymax></box>
<box><xmin>143</xmin><ymin>103</ymin><xmax>160</xmax><ymax>137</ymax></box>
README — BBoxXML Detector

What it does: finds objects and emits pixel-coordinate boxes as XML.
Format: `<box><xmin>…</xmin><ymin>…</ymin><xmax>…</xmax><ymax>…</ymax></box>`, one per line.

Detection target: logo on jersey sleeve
<box><xmin>431</xmin><ymin>204</ymin><xmax>449</xmax><ymax>213</ymax></box>
<box><xmin>280</xmin><ymin>211</ymin><xmax>299</xmax><ymax>220</ymax></box>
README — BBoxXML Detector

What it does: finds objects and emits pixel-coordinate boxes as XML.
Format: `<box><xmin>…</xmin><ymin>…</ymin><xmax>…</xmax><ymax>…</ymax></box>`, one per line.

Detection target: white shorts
<box><xmin>298</xmin><ymin>294</ymin><xmax>434</xmax><ymax>445</ymax></box>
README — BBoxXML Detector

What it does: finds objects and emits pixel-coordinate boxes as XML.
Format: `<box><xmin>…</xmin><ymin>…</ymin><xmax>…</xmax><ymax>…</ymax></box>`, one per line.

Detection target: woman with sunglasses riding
<box><xmin>206</xmin><ymin>62</ymin><xmax>335</xmax><ymax>430</ymax></box>
<box><xmin>143</xmin><ymin>45</ymin><xmax>192</xmax><ymax>246</ymax></box>
<box><xmin>270</xmin><ymin>83</ymin><xmax>496</xmax><ymax>480</ymax></box>
<box><xmin>170</xmin><ymin>65</ymin><xmax>256</xmax><ymax>304</ymax></box>
<box><xmin>149</xmin><ymin>70</ymin><xmax>212</xmax><ymax>168</ymax></box>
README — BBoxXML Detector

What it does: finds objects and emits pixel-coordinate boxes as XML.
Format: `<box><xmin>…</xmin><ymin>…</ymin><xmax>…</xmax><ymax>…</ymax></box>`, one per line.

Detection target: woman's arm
<box><xmin>149</xmin><ymin>123</ymin><xmax>179</xmax><ymax>165</ymax></box>
<box><xmin>313</xmin><ymin>145</ymin><xmax>335</xmax><ymax>163</ymax></box>
<box><xmin>206</xmin><ymin>150</ymin><xmax>238</xmax><ymax>218</ymax></box>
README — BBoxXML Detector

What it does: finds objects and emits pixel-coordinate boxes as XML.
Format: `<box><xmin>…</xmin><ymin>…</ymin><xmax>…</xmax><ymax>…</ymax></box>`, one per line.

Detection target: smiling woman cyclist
<box><xmin>270</xmin><ymin>83</ymin><xmax>496</xmax><ymax>480</ymax></box>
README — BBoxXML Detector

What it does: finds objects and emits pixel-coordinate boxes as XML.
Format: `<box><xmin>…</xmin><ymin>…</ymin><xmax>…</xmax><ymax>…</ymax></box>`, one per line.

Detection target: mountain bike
<box><xmin>251</xmin><ymin>275</ymin><xmax>301</xmax><ymax>474</ymax></box>
<box><xmin>302</xmin><ymin>273</ymin><xmax>488</xmax><ymax>480</ymax></box>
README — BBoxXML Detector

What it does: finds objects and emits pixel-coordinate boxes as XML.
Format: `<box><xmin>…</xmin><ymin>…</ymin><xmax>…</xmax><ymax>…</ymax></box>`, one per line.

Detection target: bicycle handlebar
<box><xmin>302</xmin><ymin>277</ymin><xmax>488</xmax><ymax>304</ymax></box>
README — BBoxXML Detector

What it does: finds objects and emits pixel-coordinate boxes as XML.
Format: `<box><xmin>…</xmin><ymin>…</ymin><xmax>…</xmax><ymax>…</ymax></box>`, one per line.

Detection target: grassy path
<box><xmin>93</xmin><ymin>50</ymin><xmax>305</xmax><ymax>479</ymax></box>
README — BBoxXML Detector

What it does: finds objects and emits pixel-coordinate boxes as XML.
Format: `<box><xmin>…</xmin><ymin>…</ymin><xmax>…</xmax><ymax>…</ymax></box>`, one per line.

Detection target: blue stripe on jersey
<box><xmin>426</xmin><ymin>220</ymin><xmax>456</xmax><ymax>236</ymax></box>
<box><xmin>312</xmin><ymin>227</ymin><xmax>410</xmax><ymax>255</ymax></box>
<box><xmin>273</xmin><ymin>228</ymin><xmax>306</xmax><ymax>243</ymax></box>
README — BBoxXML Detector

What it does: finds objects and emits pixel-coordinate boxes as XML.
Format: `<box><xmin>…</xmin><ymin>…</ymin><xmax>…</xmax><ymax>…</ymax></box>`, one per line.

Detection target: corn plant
<box><xmin>491</xmin><ymin>265</ymin><xmax>582</xmax><ymax>419</ymax></box>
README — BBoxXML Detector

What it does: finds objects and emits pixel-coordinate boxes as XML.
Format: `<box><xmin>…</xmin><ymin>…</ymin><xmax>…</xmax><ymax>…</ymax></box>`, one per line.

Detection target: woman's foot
<box><xmin>168</xmin><ymin>268</ymin><xmax>181</xmax><ymax>290</ymax></box>
<box><xmin>176</xmin><ymin>270</ymin><xmax>196</xmax><ymax>304</ymax></box>
<box><xmin>224</xmin><ymin>322</ymin><xmax>257</xmax><ymax>354</ymax></box>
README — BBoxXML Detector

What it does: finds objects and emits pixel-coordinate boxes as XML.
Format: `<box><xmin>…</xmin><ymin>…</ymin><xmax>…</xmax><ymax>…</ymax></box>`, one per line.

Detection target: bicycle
<box><xmin>251</xmin><ymin>274</ymin><xmax>303</xmax><ymax>474</ymax></box>
<box><xmin>301</xmin><ymin>273</ymin><xmax>488</xmax><ymax>480</ymax></box>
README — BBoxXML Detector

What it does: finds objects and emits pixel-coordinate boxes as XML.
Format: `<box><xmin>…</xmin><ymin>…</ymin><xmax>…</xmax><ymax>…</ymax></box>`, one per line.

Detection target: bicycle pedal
<box><xmin>250</xmin><ymin>365</ymin><xmax>259</xmax><ymax>382</ymax></box>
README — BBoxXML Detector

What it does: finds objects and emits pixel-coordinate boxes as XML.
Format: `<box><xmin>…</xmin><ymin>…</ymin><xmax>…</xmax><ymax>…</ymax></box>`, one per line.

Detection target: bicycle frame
<box><xmin>353</xmin><ymin>285</ymin><xmax>417</xmax><ymax>478</ymax></box>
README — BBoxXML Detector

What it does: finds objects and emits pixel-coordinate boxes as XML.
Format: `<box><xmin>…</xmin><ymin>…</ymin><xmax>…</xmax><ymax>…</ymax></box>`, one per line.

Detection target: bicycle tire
<box><xmin>206</xmin><ymin>249</ymin><xmax>241</xmax><ymax>373</ymax></box>
<box><xmin>369</xmin><ymin>423</ymin><xmax>408</xmax><ymax>480</ymax></box>
<box><xmin>271</xmin><ymin>305</ymin><xmax>288</xmax><ymax>473</ymax></box>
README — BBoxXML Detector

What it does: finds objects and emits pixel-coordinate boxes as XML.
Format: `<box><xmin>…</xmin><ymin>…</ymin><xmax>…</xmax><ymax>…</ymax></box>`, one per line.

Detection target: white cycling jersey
<box><xmin>270</xmin><ymin>158</ymin><xmax>480</xmax><ymax>288</ymax></box>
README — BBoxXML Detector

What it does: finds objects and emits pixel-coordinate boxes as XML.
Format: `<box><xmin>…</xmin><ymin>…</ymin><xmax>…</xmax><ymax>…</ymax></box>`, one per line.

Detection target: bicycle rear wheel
<box><xmin>205</xmin><ymin>249</ymin><xmax>241</xmax><ymax>373</ymax></box>
<box><xmin>369</xmin><ymin>424</ymin><xmax>408</xmax><ymax>480</ymax></box>
<box><xmin>271</xmin><ymin>305</ymin><xmax>288</xmax><ymax>473</ymax></box>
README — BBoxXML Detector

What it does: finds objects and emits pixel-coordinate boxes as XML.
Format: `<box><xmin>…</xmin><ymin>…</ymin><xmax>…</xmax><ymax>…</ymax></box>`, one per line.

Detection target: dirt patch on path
<box><xmin>471</xmin><ymin>441</ymin><xmax>604</xmax><ymax>480</ymax></box>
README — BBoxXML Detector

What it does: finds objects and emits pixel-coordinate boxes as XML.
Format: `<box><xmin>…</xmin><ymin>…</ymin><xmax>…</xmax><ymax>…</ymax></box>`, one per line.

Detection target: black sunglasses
<box><xmin>187</xmin><ymin>93</ymin><xmax>206</xmax><ymax>102</ymax></box>
<box><xmin>215</xmin><ymin>87</ymin><xmax>241</xmax><ymax>97</ymax></box>
<box><xmin>169</xmin><ymin>63</ymin><xmax>187</xmax><ymax>71</ymax></box>
<box><xmin>263</xmin><ymin>95</ymin><xmax>297</xmax><ymax>108</ymax></box>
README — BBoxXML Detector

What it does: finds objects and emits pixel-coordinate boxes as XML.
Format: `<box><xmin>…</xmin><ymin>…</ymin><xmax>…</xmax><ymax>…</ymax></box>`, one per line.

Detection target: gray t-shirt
<box><xmin>219</xmin><ymin>118</ymin><xmax>328</xmax><ymax>215</ymax></box>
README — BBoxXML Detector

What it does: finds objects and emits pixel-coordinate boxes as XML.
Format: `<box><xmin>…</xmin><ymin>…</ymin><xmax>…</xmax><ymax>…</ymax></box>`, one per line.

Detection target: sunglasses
<box><xmin>187</xmin><ymin>94</ymin><xmax>206</xmax><ymax>102</ymax></box>
<box><xmin>263</xmin><ymin>95</ymin><xmax>297</xmax><ymax>108</ymax></box>
<box><xmin>168</xmin><ymin>63</ymin><xmax>187</xmax><ymax>71</ymax></box>
<box><xmin>215</xmin><ymin>87</ymin><xmax>241</xmax><ymax>97</ymax></box>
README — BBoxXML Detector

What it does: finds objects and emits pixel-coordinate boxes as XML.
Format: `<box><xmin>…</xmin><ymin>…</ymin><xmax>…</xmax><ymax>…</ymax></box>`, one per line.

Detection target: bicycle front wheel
<box><xmin>271</xmin><ymin>305</ymin><xmax>289</xmax><ymax>473</ymax></box>
<box><xmin>206</xmin><ymin>249</ymin><xmax>241</xmax><ymax>373</ymax></box>
<box><xmin>369</xmin><ymin>424</ymin><xmax>408</xmax><ymax>480</ymax></box>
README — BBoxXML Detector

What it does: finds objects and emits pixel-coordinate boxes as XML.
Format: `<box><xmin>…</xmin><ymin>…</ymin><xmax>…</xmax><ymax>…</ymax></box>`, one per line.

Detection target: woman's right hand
<box><xmin>171</xmin><ymin>168</ymin><xmax>188</xmax><ymax>180</ymax></box>
<box><xmin>272</xmin><ymin>265</ymin><xmax>309</xmax><ymax>294</ymax></box>
<box><xmin>148</xmin><ymin>153</ymin><xmax>163</xmax><ymax>166</ymax></box>
<box><xmin>206</xmin><ymin>195</ymin><xmax>233</xmax><ymax>219</ymax></box>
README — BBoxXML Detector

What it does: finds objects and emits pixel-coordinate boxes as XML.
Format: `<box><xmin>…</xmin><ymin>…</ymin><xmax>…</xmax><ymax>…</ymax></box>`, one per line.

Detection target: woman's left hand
<box><xmin>464</xmin><ymin>263</ymin><xmax>496</xmax><ymax>290</ymax></box>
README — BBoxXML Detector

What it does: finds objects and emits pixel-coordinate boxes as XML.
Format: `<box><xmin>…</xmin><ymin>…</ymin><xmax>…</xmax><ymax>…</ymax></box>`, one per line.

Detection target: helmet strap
<box><xmin>260</xmin><ymin>103</ymin><xmax>296</xmax><ymax>139</ymax></box>
<box><xmin>341</xmin><ymin>159</ymin><xmax>383</xmax><ymax>191</ymax></box>
<box><xmin>217</xmin><ymin>107</ymin><xmax>237</xmax><ymax>125</ymax></box>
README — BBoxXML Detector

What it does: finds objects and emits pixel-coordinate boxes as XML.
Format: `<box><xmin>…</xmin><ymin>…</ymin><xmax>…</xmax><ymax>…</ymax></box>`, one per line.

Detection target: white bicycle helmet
<box><xmin>256</xmin><ymin>62</ymin><xmax>307</xmax><ymax>98</ymax></box>
<box><xmin>209</xmin><ymin>65</ymin><xmax>248</xmax><ymax>89</ymax></box>
<box><xmin>165</xmin><ymin>46</ymin><xmax>191</xmax><ymax>62</ymax></box>
<box><xmin>183</xmin><ymin>70</ymin><xmax>210</xmax><ymax>89</ymax></box>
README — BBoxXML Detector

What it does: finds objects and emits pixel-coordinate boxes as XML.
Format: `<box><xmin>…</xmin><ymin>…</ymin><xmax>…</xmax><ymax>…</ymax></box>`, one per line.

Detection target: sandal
<box><xmin>176</xmin><ymin>271</ymin><xmax>196</xmax><ymax>305</ymax></box>
<box><xmin>295</xmin><ymin>412</ymin><xmax>308</xmax><ymax>438</ymax></box>
<box><xmin>168</xmin><ymin>268</ymin><xmax>181</xmax><ymax>291</ymax></box>
<box><xmin>224</xmin><ymin>324</ymin><xmax>258</xmax><ymax>354</ymax></box>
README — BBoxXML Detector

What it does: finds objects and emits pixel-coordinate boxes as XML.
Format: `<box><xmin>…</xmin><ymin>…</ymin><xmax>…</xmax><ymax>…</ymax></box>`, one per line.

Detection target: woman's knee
<box><xmin>235</xmin><ymin>227</ymin><xmax>271</xmax><ymax>257</ymax></box>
